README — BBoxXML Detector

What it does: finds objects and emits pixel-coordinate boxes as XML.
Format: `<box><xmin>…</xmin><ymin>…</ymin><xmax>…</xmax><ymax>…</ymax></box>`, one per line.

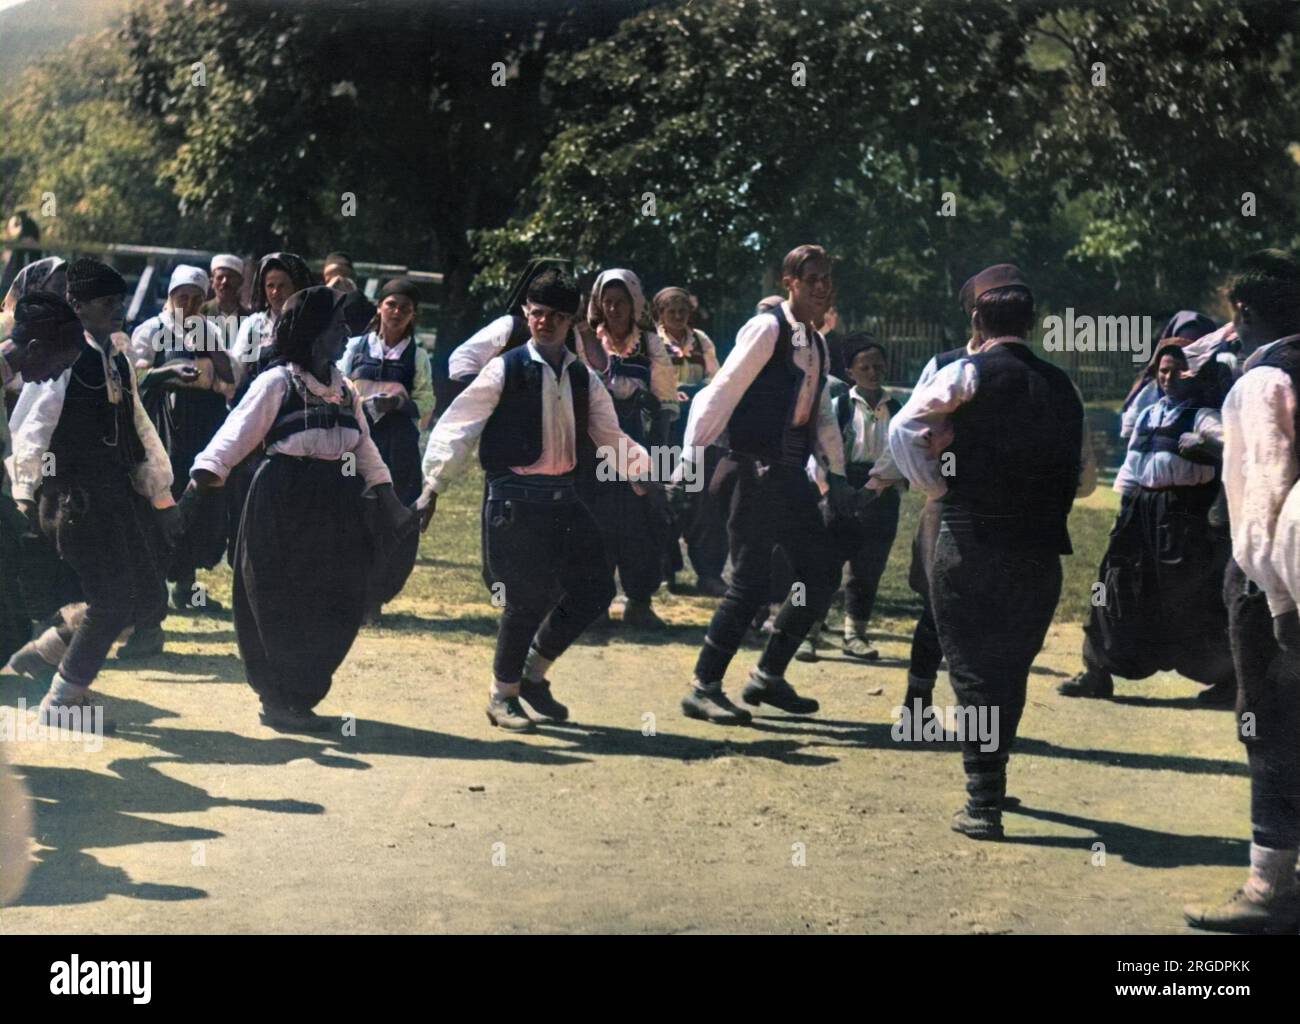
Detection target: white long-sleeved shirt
<box><xmin>1223</xmin><ymin>336</ymin><xmax>1300</xmax><ymax>616</ymax></box>
<box><xmin>5</xmin><ymin>332</ymin><xmax>174</xmax><ymax>504</ymax></box>
<box><xmin>128</xmin><ymin>310</ymin><xmax>236</xmax><ymax>401</ymax></box>
<box><xmin>191</xmin><ymin>364</ymin><xmax>392</xmax><ymax>490</ymax></box>
<box><xmin>1112</xmin><ymin>399</ymin><xmax>1220</xmax><ymax>495</ymax></box>
<box><xmin>229</xmin><ymin>310</ymin><xmax>275</xmax><ymax>390</ymax></box>
<box><xmin>422</xmin><ymin>339</ymin><xmax>650</xmax><ymax>494</ymax></box>
<box><xmin>888</xmin><ymin>337</ymin><xmax>1097</xmax><ymax>500</ymax></box>
<box><xmin>337</xmin><ymin>332</ymin><xmax>436</xmax><ymax>428</ymax></box>
<box><xmin>681</xmin><ymin>301</ymin><xmax>846</xmax><ymax>476</ymax></box>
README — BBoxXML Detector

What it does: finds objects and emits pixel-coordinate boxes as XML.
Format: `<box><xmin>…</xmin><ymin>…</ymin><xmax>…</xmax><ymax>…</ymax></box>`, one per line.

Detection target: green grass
<box><xmin>194</xmin><ymin>467</ymin><xmax>1121</xmax><ymax>634</ymax></box>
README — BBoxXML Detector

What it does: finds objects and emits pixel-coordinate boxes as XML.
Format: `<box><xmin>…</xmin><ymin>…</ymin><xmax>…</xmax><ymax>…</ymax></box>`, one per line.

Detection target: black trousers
<box><xmin>233</xmin><ymin>456</ymin><xmax>372</xmax><ymax>711</ymax></box>
<box><xmin>907</xmin><ymin>498</ymin><xmax>944</xmax><ymax>684</ymax></box>
<box><xmin>1224</xmin><ymin>559</ymin><xmax>1300</xmax><ymax>848</ymax></box>
<box><xmin>931</xmin><ymin>524</ymin><xmax>1062</xmax><ymax>806</ymax></box>
<box><xmin>676</xmin><ymin>444</ymin><xmax>728</xmax><ymax>581</ymax></box>
<box><xmin>588</xmin><ymin>480</ymin><xmax>666</xmax><ymax>603</ymax></box>
<box><xmin>694</xmin><ymin>456</ymin><xmax>839</xmax><ymax>684</ymax></box>
<box><xmin>485</xmin><ymin>495</ymin><xmax>615</xmax><ymax>683</ymax></box>
<box><xmin>38</xmin><ymin>473</ymin><xmax>168</xmax><ymax>688</ymax></box>
<box><xmin>833</xmin><ymin>485</ymin><xmax>902</xmax><ymax>622</ymax></box>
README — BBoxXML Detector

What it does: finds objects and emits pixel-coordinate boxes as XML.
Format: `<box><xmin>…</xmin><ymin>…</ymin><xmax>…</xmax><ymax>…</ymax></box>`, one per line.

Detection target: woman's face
<box><xmin>660</xmin><ymin>295</ymin><xmax>691</xmax><ymax>336</ymax></box>
<box><xmin>1157</xmin><ymin>354</ymin><xmax>1188</xmax><ymax>399</ymax></box>
<box><xmin>263</xmin><ymin>268</ymin><xmax>295</xmax><ymax>314</ymax></box>
<box><xmin>169</xmin><ymin>285</ymin><xmax>205</xmax><ymax>322</ymax></box>
<box><xmin>600</xmin><ymin>284</ymin><xmax>632</xmax><ymax>336</ymax></box>
<box><xmin>311</xmin><ymin>307</ymin><xmax>349</xmax><ymax>369</ymax></box>
<box><xmin>378</xmin><ymin>295</ymin><xmax>415</xmax><ymax>337</ymax></box>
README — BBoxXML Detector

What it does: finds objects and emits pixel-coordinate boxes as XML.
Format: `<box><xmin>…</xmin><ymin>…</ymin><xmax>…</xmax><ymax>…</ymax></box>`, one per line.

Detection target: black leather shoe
<box><xmin>1057</xmin><ymin>669</ymin><xmax>1113</xmax><ymax>698</ymax></box>
<box><xmin>951</xmin><ymin>806</ymin><xmax>1004</xmax><ymax>841</ymax></box>
<box><xmin>116</xmin><ymin>625</ymin><xmax>165</xmax><ymax>660</ymax></box>
<box><xmin>741</xmin><ymin>671</ymin><xmax>819</xmax><ymax>714</ymax></box>
<box><xmin>1196</xmin><ymin>681</ymin><xmax>1236</xmax><ymax>708</ymax></box>
<box><xmin>259</xmin><ymin>703</ymin><xmax>333</xmax><ymax>734</ymax></box>
<box><xmin>681</xmin><ymin>686</ymin><xmax>752</xmax><ymax>725</ymax></box>
<box><xmin>519</xmin><ymin>678</ymin><xmax>569</xmax><ymax>722</ymax></box>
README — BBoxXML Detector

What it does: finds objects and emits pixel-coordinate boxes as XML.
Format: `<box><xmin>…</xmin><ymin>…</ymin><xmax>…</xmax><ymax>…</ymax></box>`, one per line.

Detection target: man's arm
<box><xmin>420</xmin><ymin>357</ymin><xmax>506</xmax><ymax>495</ymax></box>
<box><xmin>4</xmin><ymin>373</ymin><xmax>70</xmax><ymax>502</ymax></box>
<box><xmin>191</xmin><ymin>370</ymin><xmax>285</xmax><ymax>484</ymax></box>
<box><xmin>887</xmin><ymin>358</ymin><xmax>979</xmax><ymax>499</ymax></box>
<box><xmin>447</xmin><ymin>315</ymin><xmax>513</xmax><ymax>382</ymax></box>
<box><xmin>1224</xmin><ymin>369</ymin><xmax>1299</xmax><ymax>616</ymax></box>
<box><xmin>682</xmin><ymin>313</ymin><xmax>779</xmax><ymax>457</ymax></box>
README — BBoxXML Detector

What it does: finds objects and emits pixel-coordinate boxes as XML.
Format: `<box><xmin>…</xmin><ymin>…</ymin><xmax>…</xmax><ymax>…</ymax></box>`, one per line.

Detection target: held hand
<box><xmin>370</xmin><ymin>394</ymin><xmax>403</xmax><ymax>417</ymax></box>
<box><xmin>15</xmin><ymin>498</ymin><xmax>40</xmax><ymax>534</ymax></box>
<box><xmin>826</xmin><ymin>473</ymin><xmax>858</xmax><ymax>520</ymax></box>
<box><xmin>414</xmin><ymin>487</ymin><xmax>437</xmax><ymax>533</ymax></box>
<box><xmin>156</xmin><ymin>504</ymin><xmax>185</xmax><ymax>549</ymax></box>
<box><xmin>1273</xmin><ymin>609</ymin><xmax>1300</xmax><ymax>652</ymax></box>
<box><xmin>1177</xmin><ymin>431</ymin><xmax>1202</xmax><ymax>454</ymax></box>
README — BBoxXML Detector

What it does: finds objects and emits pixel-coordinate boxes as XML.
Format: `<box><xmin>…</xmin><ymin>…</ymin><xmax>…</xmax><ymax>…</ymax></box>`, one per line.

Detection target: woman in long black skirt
<box><xmin>189</xmin><ymin>287</ymin><xmax>414</xmax><ymax>732</ymax></box>
<box><xmin>337</xmin><ymin>278</ymin><xmax>433</xmax><ymax>619</ymax></box>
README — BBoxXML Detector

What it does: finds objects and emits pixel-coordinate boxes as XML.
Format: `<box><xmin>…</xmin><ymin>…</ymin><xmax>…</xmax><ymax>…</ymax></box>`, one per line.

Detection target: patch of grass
<box><xmin>193</xmin><ymin>468</ymin><xmax>1122</xmax><ymax>637</ymax></box>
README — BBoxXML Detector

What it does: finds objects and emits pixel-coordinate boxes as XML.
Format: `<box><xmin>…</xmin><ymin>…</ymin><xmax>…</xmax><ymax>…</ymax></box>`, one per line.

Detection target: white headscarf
<box><xmin>588</xmin><ymin>268</ymin><xmax>648</xmax><ymax>331</ymax></box>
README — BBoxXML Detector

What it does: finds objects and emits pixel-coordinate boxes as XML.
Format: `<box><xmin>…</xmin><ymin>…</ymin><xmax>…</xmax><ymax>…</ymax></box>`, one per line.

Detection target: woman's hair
<box><xmin>652</xmin><ymin>286</ymin><xmax>691</xmax><ymax>322</ymax></box>
<box><xmin>251</xmin><ymin>252</ymin><xmax>314</xmax><ymax>314</ymax></box>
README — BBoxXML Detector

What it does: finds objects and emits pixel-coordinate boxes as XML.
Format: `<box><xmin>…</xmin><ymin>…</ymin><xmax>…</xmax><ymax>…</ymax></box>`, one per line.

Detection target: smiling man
<box><xmin>676</xmin><ymin>244</ymin><xmax>856</xmax><ymax>725</ymax></box>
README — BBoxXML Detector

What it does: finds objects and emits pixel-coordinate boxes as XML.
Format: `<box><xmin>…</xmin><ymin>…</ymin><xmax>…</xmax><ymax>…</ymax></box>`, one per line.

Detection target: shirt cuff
<box><xmin>191</xmin><ymin>455</ymin><xmax>229</xmax><ymax>483</ymax></box>
<box><xmin>1265</xmin><ymin>589</ymin><xmax>1297</xmax><ymax>618</ymax></box>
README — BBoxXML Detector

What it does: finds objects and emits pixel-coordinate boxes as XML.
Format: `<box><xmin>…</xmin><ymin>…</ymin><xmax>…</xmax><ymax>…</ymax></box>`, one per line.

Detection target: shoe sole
<box><xmin>952</xmin><ymin>824</ymin><xmax>1005</xmax><ymax>841</ymax></box>
<box><xmin>843</xmin><ymin>649</ymin><xmax>879</xmax><ymax>661</ymax></box>
<box><xmin>1184</xmin><ymin>912</ymin><xmax>1300</xmax><ymax>935</ymax></box>
<box><xmin>680</xmin><ymin>702</ymin><xmax>751</xmax><ymax>726</ymax></box>
<box><xmin>794</xmin><ymin>651</ymin><xmax>818</xmax><ymax>662</ymax></box>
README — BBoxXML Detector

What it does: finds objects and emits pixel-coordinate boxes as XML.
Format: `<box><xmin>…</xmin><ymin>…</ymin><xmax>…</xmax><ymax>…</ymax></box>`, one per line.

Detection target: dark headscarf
<box><xmin>3</xmin><ymin>256</ymin><xmax>68</xmax><ymax>309</ymax></box>
<box><xmin>504</xmin><ymin>257</ymin><xmax>571</xmax><ymax>318</ymax></box>
<box><xmin>272</xmin><ymin>286</ymin><xmax>347</xmax><ymax>368</ymax></box>
<box><xmin>1158</xmin><ymin>310</ymin><xmax>1217</xmax><ymax>342</ymax></box>
<box><xmin>12</xmin><ymin>290</ymin><xmax>82</xmax><ymax>347</ymax></box>
<box><xmin>250</xmin><ymin>252</ymin><xmax>314</xmax><ymax>315</ymax></box>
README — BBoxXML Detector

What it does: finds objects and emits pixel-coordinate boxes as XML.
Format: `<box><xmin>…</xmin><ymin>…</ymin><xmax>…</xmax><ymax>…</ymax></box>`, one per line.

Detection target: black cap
<box><xmin>959</xmin><ymin>263</ymin><xmax>1030</xmax><ymax>315</ymax></box>
<box><xmin>66</xmin><ymin>258</ymin><xmax>127</xmax><ymax>302</ymax></box>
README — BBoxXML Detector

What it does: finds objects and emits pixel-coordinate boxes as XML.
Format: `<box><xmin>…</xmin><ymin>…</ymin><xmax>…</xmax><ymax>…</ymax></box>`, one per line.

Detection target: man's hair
<box><xmin>1227</xmin><ymin>248</ymin><xmax>1300</xmax><ymax>332</ymax></box>
<box><xmin>781</xmin><ymin>244</ymin><xmax>830</xmax><ymax>281</ymax></box>
<box><xmin>973</xmin><ymin>286</ymin><xmax>1034</xmax><ymax>339</ymax></box>
<box><xmin>844</xmin><ymin>333</ymin><xmax>886</xmax><ymax>365</ymax></box>
<box><xmin>525</xmin><ymin>268</ymin><xmax>580</xmax><ymax>316</ymax></box>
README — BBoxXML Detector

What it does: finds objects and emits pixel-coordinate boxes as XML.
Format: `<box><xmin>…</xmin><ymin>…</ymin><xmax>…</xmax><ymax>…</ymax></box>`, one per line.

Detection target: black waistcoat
<box><xmin>726</xmin><ymin>311</ymin><xmax>827</xmax><ymax>468</ymax></box>
<box><xmin>48</xmin><ymin>340</ymin><xmax>146</xmax><ymax>478</ymax></box>
<box><xmin>942</xmin><ymin>342</ymin><xmax>1083</xmax><ymax>553</ymax></box>
<box><xmin>479</xmin><ymin>345</ymin><xmax>592</xmax><ymax>476</ymax></box>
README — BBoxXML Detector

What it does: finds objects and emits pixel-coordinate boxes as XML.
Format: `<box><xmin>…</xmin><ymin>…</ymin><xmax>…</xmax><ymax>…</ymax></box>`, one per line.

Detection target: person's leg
<box><xmin>39</xmin><ymin>482</ymin><xmax>136</xmax><ymax>726</ymax></box>
<box><xmin>843</xmin><ymin>489</ymin><xmax>900</xmax><ymax>659</ymax></box>
<box><xmin>620</xmin><ymin>485</ymin><xmax>667</xmax><ymax>627</ymax></box>
<box><xmin>685</xmin><ymin>459</ymin><xmax>774</xmax><ymax>724</ymax></box>
<box><xmin>1186</xmin><ymin>560</ymin><xmax>1300</xmax><ymax>931</ymax></box>
<box><xmin>684</xmin><ymin>445</ymin><xmax>728</xmax><ymax>589</ymax></box>
<box><xmin>116</xmin><ymin>493</ymin><xmax>168</xmax><ymax>659</ymax></box>
<box><xmin>484</xmin><ymin>499</ymin><xmax>563</xmax><ymax>731</ymax></box>
<box><xmin>932</xmin><ymin>529</ymin><xmax>1061</xmax><ymax>838</ymax></box>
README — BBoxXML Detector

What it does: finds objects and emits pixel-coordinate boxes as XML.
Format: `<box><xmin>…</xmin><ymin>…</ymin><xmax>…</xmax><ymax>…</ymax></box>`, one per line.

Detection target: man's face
<box><xmin>524</xmin><ymin>302</ymin><xmax>573</xmax><ymax>346</ymax></box>
<box><xmin>263</xmin><ymin>269</ymin><xmax>295</xmax><ymax>314</ymax></box>
<box><xmin>1231</xmin><ymin>301</ymin><xmax>1271</xmax><ymax>349</ymax></box>
<box><xmin>73</xmin><ymin>293</ymin><xmax>124</xmax><ymax>335</ymax></box>
<box><xmin>785</xmin><ymin>258</ymin><xmax>833</xmax><ymax>321</ymax></box>
<box><xmin>849</xmin><ymin>347</ymin><xmax>886</xmax><ymax>392</ymax></box>
<box><xmin>212</xmin><ymin>268</ymin><xmax>242</xmax><ymax>303</ymax></box>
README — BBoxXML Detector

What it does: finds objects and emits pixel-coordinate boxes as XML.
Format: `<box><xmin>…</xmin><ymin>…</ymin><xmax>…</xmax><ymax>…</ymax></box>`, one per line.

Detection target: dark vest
<box><xmin>48</xmin><ymin>341</ymin><xmax>146</xmax><ymax>477</ymax></box>
<box><xmin>605</xmin><ymin>331</ymin><xmax>656</xmax><ymax>444</ymax></box>
<box><xmin>479</xmin><ymin>345</ymin><xmax>592</xmax><ymax>476</ymax></box>
<box><xmin>348</xmin><ymin>334</ymin><xmax>418</xmax><ymax>397</ymax></box>
<box><xmin>1132</xmin><ymin>402</ymin><xmax>1198</xmax><ymax>455</ymax></box>
<box><xmin>942</xmin><ymin>342</ymin><xmax>1083</xmax><ymax>553</ymax></box>
<box><xmin>264</xmin><ymin>372</ymin><xmax>362</xmax><ymax>447</ymax></box>
<box><xmin>726</xmin><ymin>311</ymin><xmax>828</xmax><ymax>468</ymax></box>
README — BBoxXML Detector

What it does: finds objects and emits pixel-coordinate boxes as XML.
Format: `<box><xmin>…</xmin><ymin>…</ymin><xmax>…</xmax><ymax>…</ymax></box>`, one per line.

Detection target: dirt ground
<box><xmin>0</xmin><ymin>589</ymin><xmax>1251</xmax><ymax>935</ymax></box>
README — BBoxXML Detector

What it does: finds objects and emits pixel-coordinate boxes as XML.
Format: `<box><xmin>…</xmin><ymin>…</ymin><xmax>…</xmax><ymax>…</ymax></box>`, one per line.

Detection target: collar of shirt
<box><xmin>658</xmin><ymin>324</ymin><xmax>695</xmax><ymax>360</ymax></box>
<box><xmin>366</xmin><ymin>332</ymin><xmax>411</xmax><ymax>360</ymax></box>
<box><xmin>527</xmin><ymin>338</ymin><xmax>576</xmax><ymax>375</ymax></box>
<box><xmin>850</xmin><ymin>386</ymin><xmax>891</xmax><ymax>412</ymax></box>
<box><xmin>779</xmin><ymin>300</ymin><xmax>824</xmax><ymax>345</ymax></box>
<box><xmin>289</xmin><ymin>364</ymin><xmax>348</xmax><ymax>403</ymax></box>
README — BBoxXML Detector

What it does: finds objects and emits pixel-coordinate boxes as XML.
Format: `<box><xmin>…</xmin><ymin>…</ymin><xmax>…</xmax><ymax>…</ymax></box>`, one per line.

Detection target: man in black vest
<box><xmin>890</xmin><ymin>264</ymin><xmax>1089</xmax><ymax>840</ymax></box>
<box><xmin>6</xmin><ymin>259</ymin><xmax>183</xmax><ymax>729</ymax></box>
<box><xmin>416</xmin><ymin>270</ymin><xmax>653</xmax><ymax>732</ymax></box>
<box><xmin>676</xmin><ymin>244</ymin><xmax>857</xmax><ymax>725</ymax></box>
<box><xmin>1186</xmin><ymin>249</ymin><xmax>1300</xmax><ymax>933</ymax></box>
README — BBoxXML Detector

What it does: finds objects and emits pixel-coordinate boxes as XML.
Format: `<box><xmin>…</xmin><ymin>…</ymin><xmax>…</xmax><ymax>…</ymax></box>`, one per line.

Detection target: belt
<box><xmin>486</xmin><ymin>473</ymin><xmax>578</xmax><ymax>504</ymax></box>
